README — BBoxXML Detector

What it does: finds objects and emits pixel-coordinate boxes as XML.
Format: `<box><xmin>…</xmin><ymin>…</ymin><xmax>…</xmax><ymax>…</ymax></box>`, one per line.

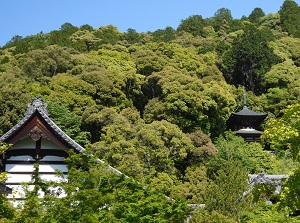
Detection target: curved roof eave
<box><xmin>0</xmin><ymin>107</ymin><xmax>85</xmax><ymax>153</ymax></box>
<box><xmin>233</xmin><ymin>106</ymin><xmax>267</xmax><ymax>117</ymax></box>
<box><xmin>0</xmin><ymin>98</ymin><xmax>125</xmax><ymax>177</ymax></box>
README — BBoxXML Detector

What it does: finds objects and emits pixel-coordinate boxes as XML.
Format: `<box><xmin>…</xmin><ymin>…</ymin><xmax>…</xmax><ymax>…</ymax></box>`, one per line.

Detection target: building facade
<box><xmin>0</xmin><ymin>98</ymin><xmax>85</xmax><ymax>199</ymax></box>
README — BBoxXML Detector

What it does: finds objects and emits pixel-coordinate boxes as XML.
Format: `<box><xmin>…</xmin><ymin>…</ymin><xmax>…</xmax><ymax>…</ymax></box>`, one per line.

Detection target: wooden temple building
<box><xmin>0</xmin><ymin>98</ymin><xmax>87</xmax><ymax>199</ymax></box>
<box><xmin>0</xmin><ymin>98</ymin><xmax>122</xmax><ymax>199</ymax></box>
<box><xmin>227</xmin><ymin>90</ymin><xmax>267</xmax><ymax>142</ymax></box>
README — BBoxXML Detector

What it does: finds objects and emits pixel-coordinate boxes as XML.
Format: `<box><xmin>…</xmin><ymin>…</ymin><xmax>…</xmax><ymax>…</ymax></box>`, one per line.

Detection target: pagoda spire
<box><xmin>243</xmin><ymin>87</ymin><xmax>247</xmax><ymax>108</ymax></box>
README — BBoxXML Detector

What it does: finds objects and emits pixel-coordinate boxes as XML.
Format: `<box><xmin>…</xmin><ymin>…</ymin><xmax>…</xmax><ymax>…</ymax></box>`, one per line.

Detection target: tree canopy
<box><xmin>1</xmin><ymin>1</ymin><xmax>300</xmax><ymax>221</ymax></box>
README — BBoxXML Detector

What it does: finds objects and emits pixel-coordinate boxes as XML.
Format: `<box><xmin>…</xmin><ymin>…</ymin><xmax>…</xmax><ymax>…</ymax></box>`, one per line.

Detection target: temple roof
<box><xmin>0</xmin><ymin>98</ymin><xmax>84</xmax><ymax>153</ymax></box>
<box><xmin>233</xmin><ymin>106</ymin><xmax>267</xmax><ymax>118</ymax></box>
<box><xmin>248</xmin><ymin>173</ymin><xmax>289</xmax><ymax>185</ymax></box>
<box><xmin>0</xmin><ymin>98</ymin><xmax>124</xmax><ymax>176</ymax></box>
<box><xmin>227</xmin><ymin>88</ymin><xmax>267</xmax><ymax>132</ymax></box>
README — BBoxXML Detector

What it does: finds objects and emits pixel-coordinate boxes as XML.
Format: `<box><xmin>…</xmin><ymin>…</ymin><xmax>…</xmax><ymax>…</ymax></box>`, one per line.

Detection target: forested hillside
<box><xmin>0</xmin><ymin>0</ymin><xmax>300</xmax><ymax>222</ymax></box>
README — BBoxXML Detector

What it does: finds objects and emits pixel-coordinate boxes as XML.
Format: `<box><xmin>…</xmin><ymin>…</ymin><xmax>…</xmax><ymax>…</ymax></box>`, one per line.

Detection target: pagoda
<box><xmin>226</xmin><ymin>89</ymin><xmax>267</xmax><ymax>142</ymax></box>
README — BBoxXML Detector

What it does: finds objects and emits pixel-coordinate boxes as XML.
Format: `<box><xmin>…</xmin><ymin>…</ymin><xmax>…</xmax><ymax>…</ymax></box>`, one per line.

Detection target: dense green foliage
<box><xmin>1</xmin><ymin>0</ymin><xmax>300</xmax><ymax>221</ymax></box>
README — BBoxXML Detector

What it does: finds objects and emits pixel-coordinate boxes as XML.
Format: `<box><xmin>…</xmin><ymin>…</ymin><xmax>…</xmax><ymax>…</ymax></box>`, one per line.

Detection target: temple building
<box><xmin>0</xmin><ymin>98</ymin><xmax>86</xmax><ymax>199</ymax></box>
<box><xmin>0</xmin><ymin>98</ymin><xmax>123</xmax><ymax>200</ymax></box>
<box><xmin>226</xmin><ymin>90</ymin><xmax>267</xmax><ymax>142</ymax></box>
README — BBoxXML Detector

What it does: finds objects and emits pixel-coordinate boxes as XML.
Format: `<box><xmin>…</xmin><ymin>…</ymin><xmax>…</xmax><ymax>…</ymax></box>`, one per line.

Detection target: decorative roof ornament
<box><xmin>25</xmin><ymin>97</ymin><xmax>49</xmax><ymax>117</ymax></box>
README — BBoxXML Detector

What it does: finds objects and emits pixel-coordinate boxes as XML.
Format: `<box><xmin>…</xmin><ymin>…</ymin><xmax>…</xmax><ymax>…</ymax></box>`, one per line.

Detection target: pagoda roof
<box><xmin>233</xmin><ymin>106</ymin><xmax>267</xmax><ymax>117</ymax></box>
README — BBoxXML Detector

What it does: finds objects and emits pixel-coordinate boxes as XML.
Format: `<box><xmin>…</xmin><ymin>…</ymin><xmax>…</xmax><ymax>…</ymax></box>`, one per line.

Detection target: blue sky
<box><xmin>0</xmin><ymin>0</ymin><xmax>297</xmax><ymax>46</ymax></box>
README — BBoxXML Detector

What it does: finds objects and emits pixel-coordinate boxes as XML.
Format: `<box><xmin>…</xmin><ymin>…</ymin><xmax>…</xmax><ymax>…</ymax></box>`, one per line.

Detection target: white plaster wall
<box><xmin>6</xmin><ymin>164</ymin><xmax>67</xmax><ymax>173</ymax></box>
<box><xmin>12</xmin><ymin>137</ymin><xmax>62</xmax><ymax>150</ymax></box>
<box><xmin>5</xmin><ymin>155</ymin><xmax>68</xmax><ymax>200</ymax></box>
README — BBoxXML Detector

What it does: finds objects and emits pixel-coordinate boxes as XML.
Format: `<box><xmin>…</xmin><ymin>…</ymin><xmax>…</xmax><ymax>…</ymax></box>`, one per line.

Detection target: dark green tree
<box><xmin>222</xmin><ymin>25</ymin><xmax>280</xmax><ymax>94</ymax></box>
<box><xmin>279</xmin><ymin>0</ymin><xmax>300</xmax><ymax>38</ymax></box>
<box><xmin>152</xmin><ymin>26</ymin><xmax>176</xmax><ymax>42</ymax></box>
<box><xmin>248</xmin><ymin>8</ymin><xmax>266</xmax><ymax>23</ymax></box>
<box><xmin>125</xmin><ymin>28</ymin><xmax>141</xmax><ymax>44</ymax></box>
<box><xmin>211</xmin><ymin>8</ymin><xmax>233</xmax><ymax>32</ymax></box>
<box><xmin>48</xmin><ymin>22</ymin><xmax>79</xmax><ymax>49</ymax></box>
<box><xmin>47</xmin><ymin>101</ymin><xmax>91</xmax><ymax>146</ymax></box>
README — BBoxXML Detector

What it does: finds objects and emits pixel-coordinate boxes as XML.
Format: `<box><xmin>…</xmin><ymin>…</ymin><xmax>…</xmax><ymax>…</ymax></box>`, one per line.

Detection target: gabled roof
<box><xmin>0</xmin><ymin>98</ymin><xmax>124</xmax><ymax>176</ymax></box>
<box><xmin>0</xmin><ymin>98</ymin><xmax>84</xmax><ymax>153</ymax></box>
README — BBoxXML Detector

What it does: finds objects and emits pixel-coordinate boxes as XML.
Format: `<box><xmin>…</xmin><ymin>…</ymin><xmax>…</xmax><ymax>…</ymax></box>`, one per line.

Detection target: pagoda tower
<box><xmin>227</xmin><ymin>89</ymin><xmax>267</xmax><ymax>142</ymax></box>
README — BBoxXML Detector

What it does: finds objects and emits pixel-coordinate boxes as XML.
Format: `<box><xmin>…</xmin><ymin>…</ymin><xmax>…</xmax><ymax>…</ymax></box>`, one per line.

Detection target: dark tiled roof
<box><xmin>233</xmin><ymin>106</ymin><xmax>267</xmax><ymax>117</ymax></box>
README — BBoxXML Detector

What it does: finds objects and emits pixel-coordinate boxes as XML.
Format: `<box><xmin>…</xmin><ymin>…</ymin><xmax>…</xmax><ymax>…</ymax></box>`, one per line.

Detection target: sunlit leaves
<box><xmin>262</xmin><ymin>104</ymin><xmax>300</xmax><ymax>160</ymax></box>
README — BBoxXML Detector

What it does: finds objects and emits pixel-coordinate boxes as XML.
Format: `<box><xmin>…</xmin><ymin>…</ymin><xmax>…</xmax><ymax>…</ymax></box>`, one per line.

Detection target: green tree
<box><xmin>48</xmin><ymin>73</ymin><xmax>96</xmax><ymax>115</ymax></box>
<box><xmin>47</xmin><ymin>101</ymin><xmax>91</xmax><ymax>145</ymax></box>
<box><xmin>70</xmin><ymin>30</ymin><xmax>100</xmax><ymax>51</ymax></box>
<box><xmin>131</xmin><ymin>48</ymin><xmax>168</xmax><ymax>76</ymax></box>
<box><xmin>222</xmin><ymin>25</ymin><xmax>280</xmax><ymax>94</ymax></box>
<box><xmin>258</xmin><ymin>13</ymin><xmax>281</xmax><ymax>31</ymax></box>
<box><xmin>279</xmin><ymin>0</ymin><xmax>300</xmax><ymax>38</ymax></box>
<box><xmin>263</xmin><ymin>59</ymin><xmax>300</xmax><ymax>116</ymax></box>
<box><xmin>248</xmin><ymin>8</ymin><xmax>265</xmax><ymax>23</ymax></box>
<box><xmin>15</xmin><ymin>149</ymin><xmax>190</xmax><ymax>223</ymax></box>
<box><xmin>211</xmin><ymin>8</ymin><xmax>233</xmax><ymax>32</ymax></box>
<box><xmin>280</xmin><ymin>168</ymin><xmax>300</xmax><ymax>215</ymax></box>
<box><xmin>143</xmin><ymin>67</ymin><xmax>235</xmax><ymax>136</ymax></box>
<box><xmin>204</xmin><ymin>159</ymin><xmax>250</xmax><ymax>220</ymax></box>
<box><xmin>152</xmin><ymin>26</ymin><xmax>176</xmax><ymax>42</ymax></box>
<box><xmin>0</xmin><ymin>71</ymin><xmax>31</xmax><ymax>134</ymax></box>
<box><xmin>22</xmin><ymin>45</ymin><xmax>74</xmax><ymax>80</ymax></box>
<box><xmin>0</xmin><ymin>164</ymin><xmax>15</xmax><ymax>221</ymax></box>
<box><xmin>213</xmin><ymin>131</ymin><xmax>281</xmax><ymax>174</ymax></box>
<box><xmin>93</xmin><ymin>25</ymin><xmax>124</xmax><ymax>46</ymax></box>
<box><xmin>79</xmin><ymin>66</ymin><xmax>133</xmax><ymax>110</ymax></box>
<box><xmin>262</xmin><ymin>104</ymin><xmax>300</xmax><ymax>160</ymax></box>
<box><xmin>177</xmin><ymin>15</ymin><xmax>206</xmax><ymax>36</ymax></box>
<box><xmin>241</xmin><ymin>204</ymin><xmax>297</xmax><ymax>223</ymax></box>
<box><xmin>190</xmin><ymin>209</ymin><xmax>237</xmax><ymax>223</ymax></box>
